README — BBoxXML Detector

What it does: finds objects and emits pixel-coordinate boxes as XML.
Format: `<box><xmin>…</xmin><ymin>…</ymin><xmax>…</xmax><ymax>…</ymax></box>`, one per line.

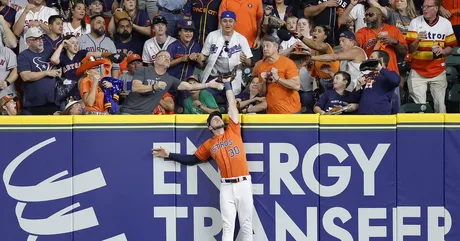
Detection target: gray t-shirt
<box><xmin>386</xmin><ymin>8</ymin><xmax>411</xmax><ymax>35</ymax></box>
<box><xmin>0</xmin><ymin>46</ymin><xmax>18</xmax><ymax>98</ymax></box>
<box><xmin>120</xmin><ymin>67</ymin><xmax>181</xmax><ymax>114</ymax></box>
<box><xmin>77</xmin><ymin>34</ymin><xmax>120</xmax><ymax>72</ymax></box>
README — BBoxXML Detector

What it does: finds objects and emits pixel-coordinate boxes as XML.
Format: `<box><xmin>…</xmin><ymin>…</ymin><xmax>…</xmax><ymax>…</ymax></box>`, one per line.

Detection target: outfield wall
<box><xmin>0</xmin><ymin>114</ymin><xmax>459</xmax><ymax>241</ymax></box>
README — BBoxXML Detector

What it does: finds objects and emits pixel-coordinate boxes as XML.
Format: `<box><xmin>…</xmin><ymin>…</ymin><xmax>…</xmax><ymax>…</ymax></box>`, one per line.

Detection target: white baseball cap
<box><xmin>25</xmin><ymin>27</ymin><xmax>44</xmax><ymax>39</ymax></box>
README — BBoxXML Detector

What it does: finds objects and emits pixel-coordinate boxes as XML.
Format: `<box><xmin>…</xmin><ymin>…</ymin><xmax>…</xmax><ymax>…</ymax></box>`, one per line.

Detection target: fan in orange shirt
<box><xmin>253</xmin><ymin>35</ymin><xmax>301</xmax><ymax>114</ymax></box>
<box><xmin>356</xmin><ymin>7</ymin><xmax>408</xmax><ymax>74</ymax></box>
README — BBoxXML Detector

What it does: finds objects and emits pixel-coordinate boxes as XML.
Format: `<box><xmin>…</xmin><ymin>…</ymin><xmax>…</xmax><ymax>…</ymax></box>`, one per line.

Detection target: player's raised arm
<box><xmin>222</xmin><ymin>77</ymin><xmax>239</xmax><ymax>123</ymax></box>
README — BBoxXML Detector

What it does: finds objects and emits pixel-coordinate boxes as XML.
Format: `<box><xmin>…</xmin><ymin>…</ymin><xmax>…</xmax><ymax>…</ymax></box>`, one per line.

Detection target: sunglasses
<box><xmin>224</xmin><ymin>40</ymin><xmax>229</xmax><ymax>52</ymax></box>
<box><xmin>365</xmin><ymin>12</ymin><xmax>375</xmax><ymax>17</ymax></box>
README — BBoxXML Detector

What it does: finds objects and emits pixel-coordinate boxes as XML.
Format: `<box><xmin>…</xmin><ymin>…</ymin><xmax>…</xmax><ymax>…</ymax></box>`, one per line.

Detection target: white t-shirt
<box><xmin>280</xmin><ymin>36</ymin><xmax>297</xmax><ymax>50</ymax></box>
<box><xmin>0</xmin><ymin>46</ymin><xmax>18</xmax><ymax>98</ymax></box>
<box><xmin>14</xmin><ymin>6</ymin><xmax>58</xmax><ymax>53</ymax></box>
<box><xmin>8</xmin><ymin>0</ymin><xmax>28</xmax><ymax>11</ymax></box>
<box><xmin>349</xmin><ymin>4</ymin><xmax>366</xmax><ymax>33</ymax></box>
<box><xmin>142</xmin><ymin>36</ymin><xmax>177</xmax><ymax>63</ymax></box>
<box><xmin>62</xmin><ymin>22</ymin><xmax>91</xmax><ymax>37</ymax></box>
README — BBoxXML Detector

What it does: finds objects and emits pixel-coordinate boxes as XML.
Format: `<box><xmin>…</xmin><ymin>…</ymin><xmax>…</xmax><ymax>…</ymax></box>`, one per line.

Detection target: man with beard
<box><xmin>18</xmin><ymin>27</ymin><xmax>62</xmax><ymax>115</ymax></box>
<box><xmin>78</xmin><ymin>15</ymin><xmax>120</xmax><ymax>78</ymax></box>
<box><xmin>142</xmin><ymin>15</ymin><xmax>177</xmax><ymax>65</ymax></box>
<box><xmin>120</xmin><ymin>50</ymin><xmax>223</xmax><ymax>114</ymax></box>
<box><xmin>43</xmin><ymin>15</ymin><xmax>63</xmax><ymax>54</ymax></box>
<box><xmin>356</xmin><ymin>7</ymin><xmax>407</xmax><ymax>75</ymax></box>
<box><xmin>114</xmin><ymin>17</ymin><xmax>144</xmax><ymax>72</ymax></box>
<box><xmin>13</xmin><ymin>0</ymin><xmax>58</xmax><ymax>53</ymax></box>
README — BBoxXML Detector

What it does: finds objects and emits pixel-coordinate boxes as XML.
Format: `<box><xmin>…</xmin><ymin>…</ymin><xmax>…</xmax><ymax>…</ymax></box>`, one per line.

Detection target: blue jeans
<box><xmin>158</xmin><ymin>10</ymin><xmax>184</xmax><ymax>37</ymax></box>
<box><xmin>299</xmin><ymin>90</ymin><xmax>315</xmax><ymax>113</ymax></box>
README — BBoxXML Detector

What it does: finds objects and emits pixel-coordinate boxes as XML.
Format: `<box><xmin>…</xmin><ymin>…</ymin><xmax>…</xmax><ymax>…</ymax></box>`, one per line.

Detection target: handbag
<box><xmin>55</xmin><ymin>77</ymin><xmax>79</xmax><ymax>103</ymax></box>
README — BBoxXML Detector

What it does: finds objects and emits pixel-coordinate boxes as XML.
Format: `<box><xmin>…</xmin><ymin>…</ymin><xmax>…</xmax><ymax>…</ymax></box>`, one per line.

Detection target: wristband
<box><xmin>224</xmin><ymin>82</ymin><xmax>232</xmax><ymax>91</ymax></box>
<box><xmin>152</xmin><ymin>84</ymin><xmax>156</xmax><ymax>92</ymax></box>
<box><xmin>298</xmin><ymin>35</ymin><xmax>304</xmax><ymax>41</ymax></box>
<box><xmin>5</xmin><ymin>80</ymin><xmax>11</xmax><ymax>86</ymax></box>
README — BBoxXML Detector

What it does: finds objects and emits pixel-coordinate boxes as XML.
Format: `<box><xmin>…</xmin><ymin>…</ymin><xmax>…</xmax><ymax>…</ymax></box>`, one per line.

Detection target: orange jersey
<box><xmin>218</xmin><ymin>0</ymin><xmax>263</xmax><ymax>48</ymax></box>
<box><xmin>79</xmin><ymin>77</ymin><xmax>108</xmax><ymax>113</ymax></box>
<box><xmin>252</xmin><ymin>56</ymin><xmax>301</xmax><ymax>114</ymax></box>
<box><xmin>443</xmin><ymin>1</ymin><xmax>460</xmax><ymax>26</ymax></box>
<box><xmin>311</xmin><ymin>44</ymin><xmax>340</xmax><ymax>79</ymax></box>
<box><xmin>195</xmin><ymin>118</ymin><xmax>249</xmax><ymax>178</ymax></box>
<box><xmin>356</xmin><ymin>24</ymin><xmax>408</xmax><ymax>74</ymax></box>
<box><xmin>406</xmin><ymin>16</ymin><xmax>458</xmax><ymax>78</ymax></box>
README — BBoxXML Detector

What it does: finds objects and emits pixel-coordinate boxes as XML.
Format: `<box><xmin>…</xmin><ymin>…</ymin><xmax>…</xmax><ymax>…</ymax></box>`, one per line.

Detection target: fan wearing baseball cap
<box><xmin>118</xmin><ymin>54</ymin><xmax>143</xmax><ymax>97</ymax></box>
<box><xmin>17</xmin><ymin>27</ymin><xmax>62</xmax><ymax>115</ymax></box>
<box><xmin>183</xmin><ymin>75</ymin><xmax>219</xmax><ymax>114</ymax></box>
<box><xmin>167</xmin><ymin>19</ymin><xmax>202</xmax><ymax>82</ymax></box>
<box><xmin>310</xmin><ymin>31</ymin><xmax>367</xmax><ymax>91</ymax></box>
<box><xmin>142</xmin><ymin>15</ymin><xmax>177</xmax><ymax>65</ymax></box>
<box><xmin>218</xmin><ymin>0</ymin><xmax>263</xmax><ymax>48</ymax></box>
<box><xmin>0</xmin><ymin>94</ymin><xmax>19</xmax><ymax>115</ymax></box>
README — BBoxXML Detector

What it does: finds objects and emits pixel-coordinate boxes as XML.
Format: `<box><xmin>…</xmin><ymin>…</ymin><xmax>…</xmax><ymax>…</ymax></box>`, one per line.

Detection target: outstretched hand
<box><xmin>152</xmin><ymin>146</ymin><xmax>170</xmax><ymax>158</ymax></box>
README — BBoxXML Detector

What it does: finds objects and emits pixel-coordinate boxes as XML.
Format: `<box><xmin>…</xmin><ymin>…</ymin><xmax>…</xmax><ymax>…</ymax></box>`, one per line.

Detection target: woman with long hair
<box><xmin>76</xmin><ymin>56</ymin><xmax>113</xmax><ymax>115</ymax></box>
<box><xmin>108</xmin><ymin>0</ymin><xmax>151</xmax><ymax>38</ymax></box>
<box><xmin>297</xmin><ymin>25</ymin><xmax>340</xmax><ymax>93</ymax></box>
<box><xmin>63</xmin><ymin>1</ymin><xmax>90</xmax><ymax>37</ymax></box>
<box><xmin>369</xmin><ymin>0</ymin><xmax>417</xmax><ymax>34</ymax></box>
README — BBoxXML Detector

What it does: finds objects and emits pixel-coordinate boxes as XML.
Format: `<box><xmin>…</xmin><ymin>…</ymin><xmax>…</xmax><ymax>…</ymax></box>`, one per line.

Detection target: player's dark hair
<box><xmin>373</xmin><ymin>50</ymin><xmax>390</xmax><ymax>66</ymax></box>
<box><xmin>67</xmin><ymin>1</ymin><xmax>87</xmax><ymax>32</ymax></box>
<box><xmin>48</xmin><ymin>15</ymin><xmax>63</xmax><ymax>25</ymax></box>
<box><xmin>335</xmin><ymin>71</ymin><xmax>351</xmax><ymax>88</ymax></box>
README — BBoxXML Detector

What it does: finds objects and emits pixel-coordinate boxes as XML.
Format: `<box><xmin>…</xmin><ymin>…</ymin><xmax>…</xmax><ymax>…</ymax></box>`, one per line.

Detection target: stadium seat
<box><xmin>446</xmin><ymin>66</ymin><xmax>459</xmax><ymax>84</ymax></box>
<box><xmin>399</xmin><ymin>103</ymin><xmax>434</xmax><ymax>113</ymax></box>
<box><xmin>446</xmin><ymin>46</ymin><xmax>460</xmax><ymax>68</ymax></box>
<box><xmin>448</xmin><ymin>84</ymin><xmax>460</xmax><ymax>112</ymax></box>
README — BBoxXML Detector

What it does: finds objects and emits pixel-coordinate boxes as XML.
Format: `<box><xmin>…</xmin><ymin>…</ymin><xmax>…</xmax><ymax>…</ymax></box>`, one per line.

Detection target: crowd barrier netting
<box><xmin>0</xmin><ymin>114</ymin><xmax>459</xmax><ymax>241</ymax></box>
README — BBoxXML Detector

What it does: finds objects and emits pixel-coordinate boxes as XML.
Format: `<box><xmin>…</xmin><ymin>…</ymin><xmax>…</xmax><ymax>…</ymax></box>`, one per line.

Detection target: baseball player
<box><xmin>153</xmin><ymin>77</ymin><xmax>253</xmax><ymax>241</ymax></box>
<box><xmin>142</xmin><ymin>15</ymin><xmax>177</xmax><ymax>65</ymax></box>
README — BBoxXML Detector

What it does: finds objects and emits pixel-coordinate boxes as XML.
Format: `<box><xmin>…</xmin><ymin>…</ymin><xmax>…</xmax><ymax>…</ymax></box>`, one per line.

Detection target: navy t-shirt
<box><xmin>43</xmin><ymin>35</ymin><xmax>63</xmax><ymax>55</ymax></box>
<box><xmin>18</xmin><ymin>49</ymin><xmax>56</xmax><ymax>107</ymax></box>
<box><xmin>59</xmin><ymin>49</ymin><xmax>88</xmax><ymax>81</ymax></box>
<box><xmin>114</xmin><ymin>36</ymin><xmax>143</xmax><ymax>56</ymax></box>
<box><xmin>236</xmin><ymin>91</ymin><xmax>266</xmax><ymax>114</ymax></box>
<box><xmin>356</xmin><ymin>68</ymin><xmax>400</xmax><ymax>114</ymax></box>
<box><xmin>315</xmin><ymin>89</ymin><xmax>356</xmax><ymax>113</ymax></box>
<box><xmin>0</xmin><ymin>5</ymin><xmax>17</xmax><ymax>26</ymax></box>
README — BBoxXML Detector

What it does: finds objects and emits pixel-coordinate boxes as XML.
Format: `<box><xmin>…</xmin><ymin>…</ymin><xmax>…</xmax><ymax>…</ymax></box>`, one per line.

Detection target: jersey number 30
<box><xmin>228</xmin><ymin>146</ymin><xmax>240</xmax><ymax>158</ymax></box>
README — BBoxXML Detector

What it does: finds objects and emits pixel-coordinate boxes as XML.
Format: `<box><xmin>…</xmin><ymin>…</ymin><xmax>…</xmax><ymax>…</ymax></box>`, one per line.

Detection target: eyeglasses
<box><xmin>157</xmin><ymin>55</ymin><xmax>171</xmax><ymax>60</ymax></box>
<box><xmin>28</xmin><ymin>37</ymin><xmax>44</xmax><ymax>42</ymax></box>
<box><xmin>365</xmin><ymin>12</ymin><xmax>375</xmax><ymax>17</ymax></box>
<box><xmin>224</xmin><ymin>40</ymin><xmax>229</xmax><ymax>52</ymax></box>
<box><xmin>421</xmin><ymin>5</ymin><xmax>436</xmax><ymax>9</ymax></box>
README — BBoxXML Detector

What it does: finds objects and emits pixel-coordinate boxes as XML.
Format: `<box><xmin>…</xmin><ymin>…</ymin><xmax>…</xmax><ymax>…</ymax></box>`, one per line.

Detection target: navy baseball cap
<box><xmin>221</xmin><ymin>11</ymin><xmax>236</xmax><ymax>21</ymax></box>
<box><xmin>177</xmin><ymin>19</ymin><xmax>195</xmax><ymax>30</ymax></box>
<box><xmin>152</xmin><ymin>15</ymin><xmax>168</xmax><ymax>25</ymax></box>
<box><xmin>339</xmin><ymin>31</ymin><xmax>356</xmax><ymax>41</ymax></box>
<box><xmin>207</xmin><ymin>111</ymin><xmax>222</xmax><ymax>127</ymax></box>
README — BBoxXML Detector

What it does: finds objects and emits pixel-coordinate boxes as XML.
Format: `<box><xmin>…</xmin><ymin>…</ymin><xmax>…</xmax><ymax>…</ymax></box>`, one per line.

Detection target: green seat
<box><xmin>400</xmin><ymin>103</ymin><xmax>434</xmax><ymax>113</ymax></box>
<box><xmin>446</xmin><ymin>47</ymin><xmax>460</xmax><ymax>67</ymax></box>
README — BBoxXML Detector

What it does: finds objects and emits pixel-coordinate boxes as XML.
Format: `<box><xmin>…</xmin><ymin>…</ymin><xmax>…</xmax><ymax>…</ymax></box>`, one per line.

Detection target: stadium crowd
<box><xmin>0</xmin><ymin>0</ymin><xmax>458</xmax><ymax>115</ymax></box>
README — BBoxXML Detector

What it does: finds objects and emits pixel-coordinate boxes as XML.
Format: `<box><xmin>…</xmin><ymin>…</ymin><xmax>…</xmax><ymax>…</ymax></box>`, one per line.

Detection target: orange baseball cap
<box><xmin>127</xmin><ymin>54</ymin><xmax>142</xmax><ymax>64</ymax></box>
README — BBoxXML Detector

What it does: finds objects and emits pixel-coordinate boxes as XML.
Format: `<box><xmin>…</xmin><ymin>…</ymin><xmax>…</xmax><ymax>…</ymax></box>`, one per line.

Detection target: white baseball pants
<box><xmin>220</xmin><ymin>175</ymin><xmax>253</xmax><ymax>241</ymax></box>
